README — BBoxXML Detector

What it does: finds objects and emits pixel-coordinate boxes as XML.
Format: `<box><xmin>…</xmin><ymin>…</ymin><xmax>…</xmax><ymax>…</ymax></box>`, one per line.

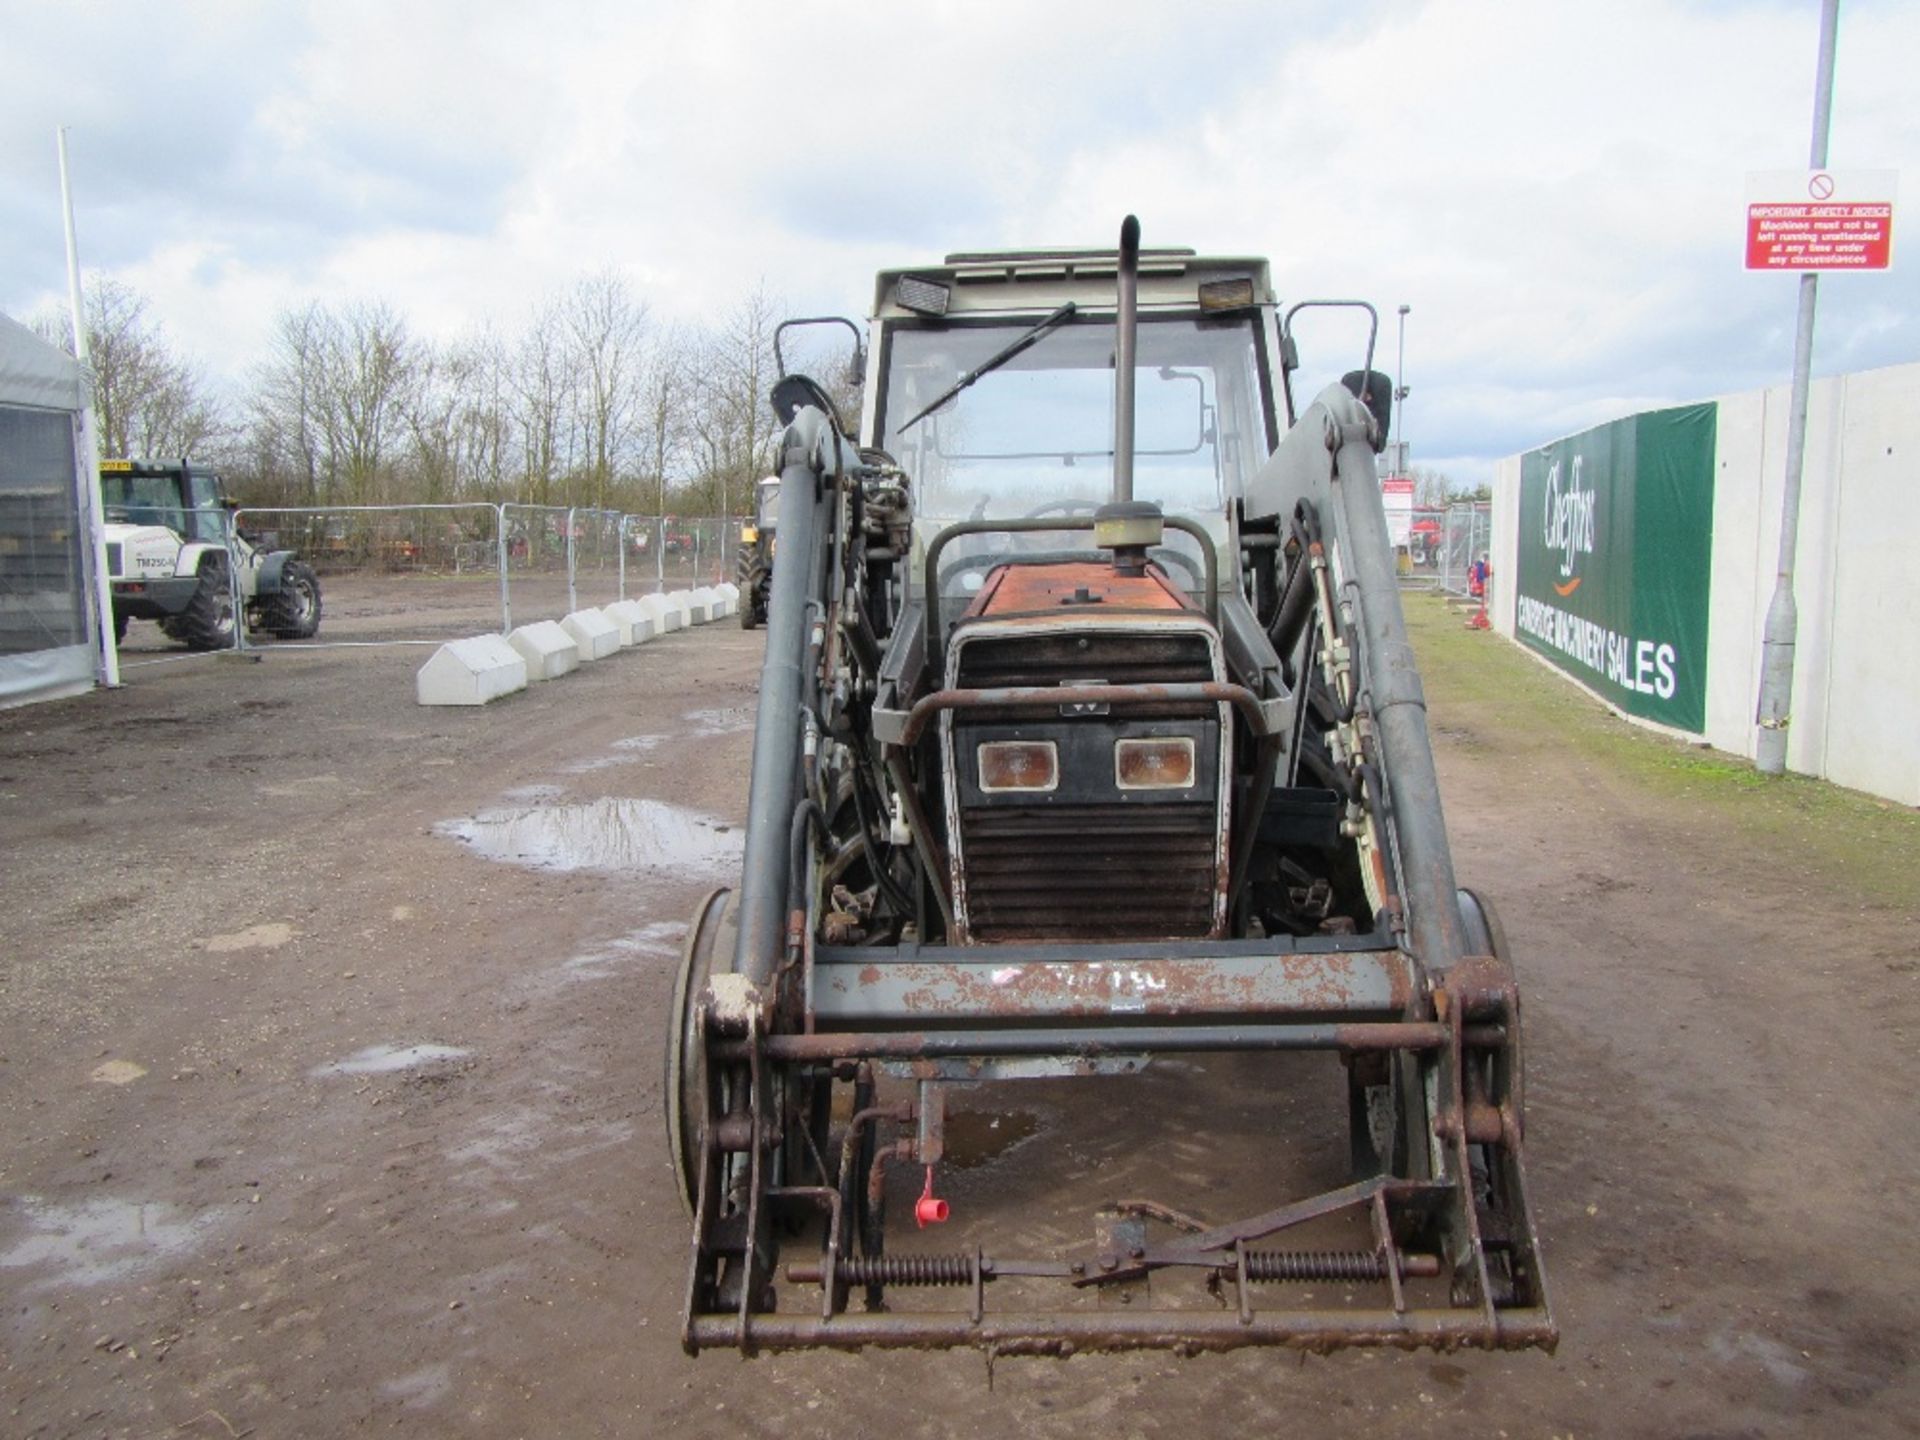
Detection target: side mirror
<box><xmin>1341</xmin><ymin>369</ymin><xmax>1393</xmax><ymax>454</ymax></box>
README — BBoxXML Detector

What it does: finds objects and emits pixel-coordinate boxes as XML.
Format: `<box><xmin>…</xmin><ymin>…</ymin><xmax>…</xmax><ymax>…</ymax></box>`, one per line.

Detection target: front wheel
<box><xmin>667</xmin><ymin>888</ymin><xmax>736</xmax><ymax>1217</ymax></box>
<box><xmin>262</xmin><ymin>560</ymin><xmax>322</xmax><ymax>639</ymax></box>
<box><xmin>174</xmin><ymin>559</ymin><xmax>237</xmax><ymax>651</ymax></box>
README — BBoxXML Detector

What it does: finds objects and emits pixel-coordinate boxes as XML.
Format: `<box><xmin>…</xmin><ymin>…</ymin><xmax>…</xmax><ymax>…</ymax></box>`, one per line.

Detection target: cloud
<box><xmin>1</xmin><ymin>0</ymin><xmax>1913</xmax><ymax>473</ymax></box>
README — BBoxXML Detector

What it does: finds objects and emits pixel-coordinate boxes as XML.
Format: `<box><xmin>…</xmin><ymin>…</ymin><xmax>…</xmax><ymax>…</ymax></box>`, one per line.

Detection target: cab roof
<box><xmin>872</xmin><ymin>249</ymin><xmax>1275</xmax><ymax>321</ymax></box>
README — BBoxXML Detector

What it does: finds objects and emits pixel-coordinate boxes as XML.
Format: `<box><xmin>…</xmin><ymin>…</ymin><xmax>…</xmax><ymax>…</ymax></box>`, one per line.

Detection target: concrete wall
<box><xmin>1491</xmin><ymin>359</ymin><xmax>1919</xmax><ymax>807</ymax></box>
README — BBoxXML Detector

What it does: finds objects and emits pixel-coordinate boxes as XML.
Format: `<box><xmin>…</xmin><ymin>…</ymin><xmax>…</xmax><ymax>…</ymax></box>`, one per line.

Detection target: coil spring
<box><xmin>831</xmin><ymin>1254</ymin><xmax>972</xmax><ymax>1287</ymax></box>
<box><xmin>1242</xmin><ymin>1250</ymin><xmax>1391</xmax><ymax>1282</ymax></box>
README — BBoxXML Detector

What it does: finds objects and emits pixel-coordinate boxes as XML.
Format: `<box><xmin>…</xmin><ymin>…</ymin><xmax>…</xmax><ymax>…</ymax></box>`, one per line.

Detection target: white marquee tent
<box><xmin>0</xmin><ymin>311</ymin><xmax>106</xmax><ymax>707</ymax></box>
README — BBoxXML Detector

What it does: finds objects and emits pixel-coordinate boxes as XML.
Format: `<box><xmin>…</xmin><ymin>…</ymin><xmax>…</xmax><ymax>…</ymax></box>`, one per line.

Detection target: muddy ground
<box><xmin>2</xmin><ymin>595</ymin><xmax>1916</xmax><ymax>1438</ymax></box>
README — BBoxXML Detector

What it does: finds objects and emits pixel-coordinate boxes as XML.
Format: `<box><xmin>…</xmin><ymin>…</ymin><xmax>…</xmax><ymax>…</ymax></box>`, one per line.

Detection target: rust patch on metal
<box><xmin>967</xmin><ymin>561</ymin><xmax>1192</xmax><ymax>619</ymax></box>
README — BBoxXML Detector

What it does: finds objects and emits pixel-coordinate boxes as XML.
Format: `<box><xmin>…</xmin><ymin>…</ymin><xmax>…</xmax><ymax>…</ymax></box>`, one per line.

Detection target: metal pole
<box><xmin>565</xmin><ymin>506</ymin><xmax>577</xmax><ymax>614</ymax></box>
<box><xmin>655</xmin><ymin>515</ymin><xmax>665</xmax><ymax>593</ymax></box>
<box><xmin>58</xmin><ymin>127</ymin><xmax>120</xmax><ymax>688</ymax></box>
<box><xmin>1112</xmin><ymin>215</ymin><xmax>1140</xmax><ymax>503</ymax></box>
<box><xmin>497</xmin><ymin>504</ymin><xmax>511</xmax><ymax>633</ymax></box>
<box><xmin>618</xmin><ymin>514</ymin><xmax>628</xmax><ymax>601</ymax></box>
<box><xmin>1394</xmin><ymin>304</ymin><xmax>1410</xmax><ymax>459</ymax></box>
<box><xmin>1756</xmin><ymin>0</ymin><xmax>1839</xmax><ymax>777</ymax></box>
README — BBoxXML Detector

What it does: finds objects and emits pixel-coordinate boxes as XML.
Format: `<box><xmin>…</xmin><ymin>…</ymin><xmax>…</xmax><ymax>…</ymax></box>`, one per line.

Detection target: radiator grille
<box><xmin>957</xmin><ymin>802</ymin><xmax>1220</xmax><ymax>941</ymax></box>
<box><xmin>955</xmin><ymin>632</ymin><xmax>1213</xmax><ymax>690</ymax></box>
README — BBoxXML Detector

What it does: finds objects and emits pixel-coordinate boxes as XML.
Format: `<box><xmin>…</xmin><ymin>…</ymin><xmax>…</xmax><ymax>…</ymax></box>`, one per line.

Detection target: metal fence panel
<box><xmin>1437</xmin><ymin>503</ymin><xmax>1491</xmax><ymax>598</ymax></box>
<box><xmin>112</xmin><ymin>502</ymin><xmax>744</xmax><ymax>671</ymax></box>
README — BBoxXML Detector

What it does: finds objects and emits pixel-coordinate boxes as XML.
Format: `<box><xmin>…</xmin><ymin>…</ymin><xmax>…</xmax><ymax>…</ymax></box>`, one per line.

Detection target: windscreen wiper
<box><xmin>897</xmin><ymin>301</ymin><xmax>1078</xmax><ymax>432</ymax></box>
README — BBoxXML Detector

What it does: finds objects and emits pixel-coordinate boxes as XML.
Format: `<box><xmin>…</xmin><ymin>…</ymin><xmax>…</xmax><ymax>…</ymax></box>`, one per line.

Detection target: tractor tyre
<box><xmin>175</xmin><ymin>557</ymin><xmax>238</xmax><ymax>651</ymax></box>
<box><xmin>112</xmin><ymin>609</ymin><xmax>128</xmax><ymax>645</ymax></box>
<box><xmin>735</xmin><ymin>547</ymin><xmax>762</xmax><ymax>631</ymax></box>
<box><xmin>262</xmin><ymin>560</ymin><xmax>323</xmax><ymax>639</ymax></box>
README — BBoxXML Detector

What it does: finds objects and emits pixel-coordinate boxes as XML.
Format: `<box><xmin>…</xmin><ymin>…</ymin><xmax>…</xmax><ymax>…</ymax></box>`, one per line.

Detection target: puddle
<box><xmin>0</xmin><ymin>1195</ymin><xmax>216</xmax><ymax>1290</ymax></box>
<box><xmin>500</xmin><ymin>784</ymin><xmax>564</xmax><ymax>804</ymax></box>
<box><xmin>1707</xmin><ymin>1327</ymin><xmax>1812</xmax><ymax>1389</ymax></box>
<box><xmin>204</xmin><ymin>922</ymin><xmax>297</xmax><ymax>953</ymax></box>
<box><xmin>383</xmin><ymin>1363</ymin><xmax>452</xmax><ymax>1409</ymax></box>
<box><xmin>439</xmin><ymin>797</ymin><xmax>742</xmax><ymax>877</ymax></box>
<box><xmin>561</xmin><ymin>735</ymin><xmax>669</xmax><ymax>775</ymax></box>
<box><xmin>942</xmin><ymin>1110</ymin><xmax>1042</xmax><ymax>1171</ymax></box>
<box><xmin>683</xmin><ymin>706</ymin><xmax>753</xmax><ymax>737</ymax></box>
<box><xmin>311</xmin><ymin>1043</ymin><xmax>470</xmax><ymax>1078</ymax></box>
<box><xmin>563</xmin><ymin>920</ymin><xmax>687</xmax><ymax>978</ymax></box>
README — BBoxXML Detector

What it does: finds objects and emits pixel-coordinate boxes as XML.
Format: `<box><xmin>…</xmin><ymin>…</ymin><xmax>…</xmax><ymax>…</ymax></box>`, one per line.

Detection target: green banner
<box><xmin>1513</xmin><ymin>403</ymin><xmax>1716</xmax><ymax>731</ymax></box>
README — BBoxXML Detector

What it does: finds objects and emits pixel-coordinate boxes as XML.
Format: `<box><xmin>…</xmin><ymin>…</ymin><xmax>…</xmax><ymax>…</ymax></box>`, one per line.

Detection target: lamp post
<box><xmin>1394</xmin><ymin>304</ymin><xmax>1410</xmax><ymax>474</ymax></box>
<box><xmin>1755</xmin><ymin>0</ymin><xmax>1840</xmax><ymax>777</ymax></box>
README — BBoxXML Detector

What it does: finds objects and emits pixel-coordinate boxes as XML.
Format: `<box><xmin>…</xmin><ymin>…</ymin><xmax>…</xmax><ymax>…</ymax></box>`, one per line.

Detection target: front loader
<box><xmin>666</xmin><ymin>218</ymin><xmax>1554</xmax><ymax>1355</ymax></box>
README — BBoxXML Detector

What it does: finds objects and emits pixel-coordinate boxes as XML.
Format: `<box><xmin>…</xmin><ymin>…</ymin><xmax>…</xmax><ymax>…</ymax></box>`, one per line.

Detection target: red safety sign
<box><xmin>1746</xmin><ymin>170</ymin><xmax>1897</xmax><ymax>272</ymax></box>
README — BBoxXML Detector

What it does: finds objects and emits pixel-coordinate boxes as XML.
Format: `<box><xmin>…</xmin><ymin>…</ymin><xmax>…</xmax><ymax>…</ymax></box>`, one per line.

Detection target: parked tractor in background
<box><xmin>100</xmin><ymin>459</ymin><xmax>322</xmax><ymax>650</ymax></box>
<box><xmin>734</xmin><ymin>476</ymin><xmax>779</xmax><ymax>630</ymax></box>
<box><xmin>667</xmin><ymin>220</ymin><xmax>1553</xmax><ymax>1356</ymax></box>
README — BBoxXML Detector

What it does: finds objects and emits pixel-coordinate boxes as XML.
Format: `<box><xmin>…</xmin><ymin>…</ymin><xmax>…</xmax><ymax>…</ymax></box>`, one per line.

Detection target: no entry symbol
<box><xmin>1808</xmin><ymin>173</ymin><xmax>1836</xmax><ymax>200</ymax></box>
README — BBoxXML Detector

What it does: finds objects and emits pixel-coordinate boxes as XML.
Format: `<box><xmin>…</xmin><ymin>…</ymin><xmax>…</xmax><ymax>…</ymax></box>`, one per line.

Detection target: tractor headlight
<box><xmin>741</xmin><ymin>525</ymin><xmax>758</xmax><ymax>544</ymax></box>
<box><xmin>977</xmin><ymin>740</ymin><xmax>1058</xmax><ymax>794</ymax></box>
<box><xmin>1114</xmin><ymin>736</ymin><xmax>1196</xmax><ymax>790</ymax></box>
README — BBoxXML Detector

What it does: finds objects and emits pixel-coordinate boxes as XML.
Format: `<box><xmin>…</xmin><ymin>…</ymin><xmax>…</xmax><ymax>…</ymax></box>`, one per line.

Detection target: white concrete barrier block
<box><xmin>507</xmin><ymin>620</ymin><xmax>581</xmax><ymax>681</ymax></box>
<box><xmin>635</xmin><ymin>593</ymin><xmax>683</xmax><ymax>634</ymax></box>
<box><xmin>601</xmin><ymin>600</ymin><xmax>657</xmax><ymax>647</ymax></box>
<box><xmin>714</xmin><ymin>581</ymin><xmax>741</xmax><ymax>616</ymax></box>
<box><xmin>686</xmin><ymin>588</ymin><xmax>720</xmax><ymax>624</ymax></box>
<box><xmin>416</xmin><ymin>634</ymin><xmax>529</xmax><ymax>706</ymax></box>
<box><xmin>561</xmin><ymin>608</ymin><xmax>621</xmax><ymax>662</ymax></box>
<box><xmin>665</xmin><ymin>591</ymin><xmax>695</xmax><ymax>629</ymax></box>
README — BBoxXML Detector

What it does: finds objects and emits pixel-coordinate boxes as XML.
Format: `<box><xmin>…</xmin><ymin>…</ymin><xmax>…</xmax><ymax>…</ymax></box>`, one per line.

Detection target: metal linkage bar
<box><xmin>809</xmin><ymin>944</ymin><xmax>1417</xmax><ymax>1024</ymax></box>
<box><xmin>688</xmin><ymin>1306</ymin><xmax>1558</xmax><ymax>1355</ymax></box>
<box><xmin>730</xmin><ymin>1021</ymin><xmax>1452</xmax><ymax>1064</ymax></box>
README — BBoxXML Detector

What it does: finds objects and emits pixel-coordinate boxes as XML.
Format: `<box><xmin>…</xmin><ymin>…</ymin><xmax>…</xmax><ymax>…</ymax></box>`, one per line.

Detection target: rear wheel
<box><xmin>112</xmin><ymin>609</ymin><xmax>128</xmax><ymax>645</ymax></box>
<box><xmin>262</xmin><ymin>560</ymin><xmax>322</xmax><ymax>639</ymax></box>
<box><xmin>174</xmin><ymin>558</ymin><xmax>237</xmax><ymax>651</ymax></box>
<box><xmin>736</xmin><ymin>547</ymin><xmax>764</xmax><ymax>630</ymax></box>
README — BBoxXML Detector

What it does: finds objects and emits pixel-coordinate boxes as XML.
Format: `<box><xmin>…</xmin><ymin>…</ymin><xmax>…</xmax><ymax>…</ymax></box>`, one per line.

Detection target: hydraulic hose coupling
<box><xmin>915</xmin><ymin>1165</ymin><xmax>950</xmax><ymax>1228</ymax></box>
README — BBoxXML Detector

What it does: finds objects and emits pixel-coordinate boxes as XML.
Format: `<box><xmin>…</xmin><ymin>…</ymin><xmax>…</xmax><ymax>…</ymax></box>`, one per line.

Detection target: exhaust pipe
<box><xmin>1113</xmin><ymin>214</ymin><xmax>1140</xmax><ymax>504</ymax></box>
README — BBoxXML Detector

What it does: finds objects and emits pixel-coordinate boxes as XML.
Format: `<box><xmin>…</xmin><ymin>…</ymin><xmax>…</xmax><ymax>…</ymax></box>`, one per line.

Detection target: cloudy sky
<box><xmin>2</xmin><ymin>0</ymin><xmax>1912</xmax><ymax>484</ymax></box>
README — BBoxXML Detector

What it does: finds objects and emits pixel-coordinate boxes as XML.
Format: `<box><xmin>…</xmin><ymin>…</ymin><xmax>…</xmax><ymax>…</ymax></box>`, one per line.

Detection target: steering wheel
<box><xmin>1022</xmin><ymin>499</ymin><xmax>1101</xmax><ymax>521</ymax></box>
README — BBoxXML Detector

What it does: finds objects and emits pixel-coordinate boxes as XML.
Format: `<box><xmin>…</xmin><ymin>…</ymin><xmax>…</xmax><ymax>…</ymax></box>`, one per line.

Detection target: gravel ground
<box><xmin>1</xmin><ymin>596</ymin><xmax>1915</xmax><ymax>1438</ymax></box>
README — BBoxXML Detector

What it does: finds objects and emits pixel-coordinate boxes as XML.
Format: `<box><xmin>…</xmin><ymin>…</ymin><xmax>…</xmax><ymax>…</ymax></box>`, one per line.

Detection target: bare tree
<box><xmin>509</xmin><ymin>300</ymin><xmax>579</xmax><ymax>508</ymax></box>
<box><xmin>637</xmin><ymin>324</ymin><xmax>692</xmax><ymax>516</ymax></box>
<box><xmin>1412</xmin><ymin>466</ymin><xmax>1455</xmax><ymax>509</ymax></box>
<box><xmin>246</xmin><ymin>303</ymin><xmax>327</xmax><ymax>504</ymax></box>
<box><xmin>563</xmin><ymin>271</ymin><xmax>648</xmax><ymax>514</ymax></box>
<box><xmin>325</xmin><ymin>302</ymin><xmax>417</xmax><ymax>506</ymax></box>
<box><xmin>39</xmin><ymin>278</ymin><xmax>223</xmax><ymax>458</ymax></box>
<box><xmin>684</xmin><ymin>286</ymin><xmax>782</xmax><ymax>519</ymax></box>
<box><xmin>244</xmin><ymin>301</ymin><xmax>416</xmax><ymax>507</ymax></box>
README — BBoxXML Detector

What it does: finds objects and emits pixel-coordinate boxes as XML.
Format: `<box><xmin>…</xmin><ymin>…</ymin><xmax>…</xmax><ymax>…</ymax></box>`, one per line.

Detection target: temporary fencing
<box><xmin>110</xmin><ymin>501</ymin><xmax>746</xmax><ymax>670</ymax></box>
<box><xmin>1435</xmin><ymin>502</ymin><xmax>1492</xmax><ymax>599</ymax></box>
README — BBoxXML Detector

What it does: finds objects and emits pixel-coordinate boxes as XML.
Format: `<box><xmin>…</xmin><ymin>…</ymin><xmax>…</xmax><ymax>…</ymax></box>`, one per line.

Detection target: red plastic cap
<box><xmin>915</xmin><ymin>1166</ymin><xmax>950</xmax><ymax>1228</ymax></box>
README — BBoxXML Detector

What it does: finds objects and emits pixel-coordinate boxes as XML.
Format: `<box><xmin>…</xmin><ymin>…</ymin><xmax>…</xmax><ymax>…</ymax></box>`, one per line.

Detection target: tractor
<box><xmin>667</xmin><ymin>220</ymin><xmax>1553</xmax><ymax>1356</ymax></box>
<box><xmin>734</xmin><ymin>476</ymin><xmax>778</xmax><ymax>630</ymax></box>
<box><xmin>100</xmin><ymin>459</ymin><xmax>320</xmax><ymax>650</ymax></box>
